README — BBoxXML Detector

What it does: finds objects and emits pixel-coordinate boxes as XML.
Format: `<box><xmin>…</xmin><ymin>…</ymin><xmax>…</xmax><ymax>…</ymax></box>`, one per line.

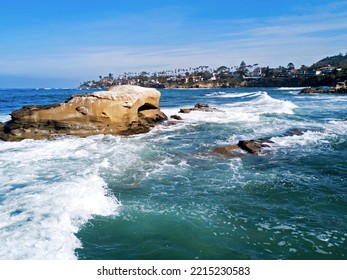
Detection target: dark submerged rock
<box><xmin>212</xmin><ymin>144</ymin><xmax>240</xmax><ymax>155</ymax></box>
<box><xmin>179</xmin><ymin>103</ymin><xmax>222</xmax><ymax>114</ymax></box>
<box><xmin>212</xmin><ymin>128</ymin><xmax>307</xmax><ymax>156</ymax></box>
<box><xmin>179</xmin><ymin>108</ymin><xmax>192</xmax><ymax>114</ymax></box>
<box><xmin>170</xmin><ymin>115</ymin><xmax>183</xmax><ymax>120</ymax></box>
<box><xmin>238</xmin><ymin>140</ymin><xmax>271</xmax><ymax>155</ymax></box>
<box><xmin>299</xmin><ymin>86</ymin><xmax>347</xmax><ymax>94</ymax></box>
<box><xmin>282</xmin><ymin>128</ymin><xmax>306</xmax><ymax>137</ymax></box>
<box><xmin>299</xmin><ymin>87</ymin><xmax>324</xmax><ymax>94</ymax></box>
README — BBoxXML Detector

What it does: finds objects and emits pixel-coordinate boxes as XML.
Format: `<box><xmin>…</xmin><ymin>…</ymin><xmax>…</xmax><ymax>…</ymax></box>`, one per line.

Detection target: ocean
<box><xmin>0</xmin><ymin>87</ymin><xmax>346</xmax><ymax>260</ymax></box>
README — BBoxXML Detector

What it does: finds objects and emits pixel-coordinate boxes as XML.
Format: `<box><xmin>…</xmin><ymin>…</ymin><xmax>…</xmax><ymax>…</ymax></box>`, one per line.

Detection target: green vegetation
<box><xmin>79</xmin><ymin>53</ymin><xmax>347</xmax><ymax>89</ymax></box>
<box><xmin>312</xmin><ymin>53</ymin><xmax>347</xmax><ymax>68</ymax></box>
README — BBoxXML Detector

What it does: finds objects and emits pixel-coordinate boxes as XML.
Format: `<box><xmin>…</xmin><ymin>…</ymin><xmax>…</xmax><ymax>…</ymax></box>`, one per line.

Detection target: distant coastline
<box><xmin>79</xmin><ymin>53</ymin><xmax>347</xmax><ymax>91</ymax></box>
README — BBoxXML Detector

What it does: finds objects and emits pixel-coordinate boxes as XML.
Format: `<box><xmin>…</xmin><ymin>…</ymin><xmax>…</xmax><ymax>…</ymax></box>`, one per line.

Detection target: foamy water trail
<box><xmin>0</xmin><ymin>137</ymin><xmax>121</xmax><ymax>259</ymax></box>
<box><xmin>277</xmin><ymin>87</ymin><xmax>306</xmax><ymax>91</ymax></box>
<box><xmin>163</xmin><ymin>91</ymin><xmax>298</xmax><ymax>125</ymax></box>
<box><xmin>224</xmin><ymin>92</ymin><xmax>298</xmax><ymax>114</ymax></box>
<box><xmin>270</xmin><ymin>120</ymin><xmax>347</xmax><ymax>151</ymax></box>
<box><xmin>205</xmin><ymin>91</ymin><xmax>263</xmax><ymax>98</ymax></box>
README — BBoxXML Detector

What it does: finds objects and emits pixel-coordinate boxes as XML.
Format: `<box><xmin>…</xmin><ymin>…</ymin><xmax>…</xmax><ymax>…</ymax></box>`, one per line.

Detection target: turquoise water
<box><xmin>0</xmin><ymin>87</ymin><xmax>346</xmax><ymax>259</ymax></box>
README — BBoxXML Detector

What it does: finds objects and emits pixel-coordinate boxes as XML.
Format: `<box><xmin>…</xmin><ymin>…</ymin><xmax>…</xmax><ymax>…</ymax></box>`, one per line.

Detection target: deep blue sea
<box><xmin>0</xmin><ymin>87</ymin><xmax>346</xmax><ymax>260</ymax></box>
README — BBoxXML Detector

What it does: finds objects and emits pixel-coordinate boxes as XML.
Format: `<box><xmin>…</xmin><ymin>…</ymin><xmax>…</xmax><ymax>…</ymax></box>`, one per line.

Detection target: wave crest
<box><xmin>0</xmin><ymin>138</ymin><xmax>121</xmax><ymax>260</ymax></box>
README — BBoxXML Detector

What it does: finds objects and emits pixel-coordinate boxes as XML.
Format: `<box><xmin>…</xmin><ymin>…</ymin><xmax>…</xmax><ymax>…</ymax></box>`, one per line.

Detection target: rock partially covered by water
<box><xmin>179</xmin><ymin>103</ymin><xmax>221</xmax><ymax>113</ymax></box>
<box><xmin>299</xmin><ymin>87</ymin><xmax>324</xmax><ymax>94</ymax></box>
<box><xmin>237</xmin><ymin>139</ymin><xmax>273</xmax><ymax>155</ymax></box>
<box><xmin>299</xmin><ymin>87</ymin><xmax>347</xmax><ymax>94</ymax></box>
<box><xmin>213</xmin><ymin>128</ymin><xmax>307</xmax><ymax>156</ymax></box>
<box><xmin>0</xmin><ymin>85</ymin><xmax>167</xmax><ymax>141</ymax></box>
<box><xmin>212</xmin><ymin>139</ymin><xmax>273</xmax><ymax>156</ymax></box>
<box><xmin>170</xmin><ymin>115</ymin><xmax>183</xmax><ymax>120</ymax></box>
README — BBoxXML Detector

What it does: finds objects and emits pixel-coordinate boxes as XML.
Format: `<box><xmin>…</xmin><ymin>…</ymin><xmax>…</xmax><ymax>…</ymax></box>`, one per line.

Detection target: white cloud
<box><xmin>0</xmin><ymin>1</ymin><xmax>346</xmax><ymax>84</ymax></box>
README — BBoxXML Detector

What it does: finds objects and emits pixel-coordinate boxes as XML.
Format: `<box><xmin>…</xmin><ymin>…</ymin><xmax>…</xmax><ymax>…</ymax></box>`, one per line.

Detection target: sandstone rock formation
<box><xmin>0</xmin><ymin>85</ymin><xmax>167</xmax><ymax>141</ymax></box>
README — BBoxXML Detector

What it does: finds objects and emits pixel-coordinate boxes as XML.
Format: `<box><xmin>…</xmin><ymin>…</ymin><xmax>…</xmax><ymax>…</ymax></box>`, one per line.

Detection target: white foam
<box><xmin>91</xmin><ymin>85</ymin><xmax>160</xmax><ymax>104</ymax></box>
<box><xmin>270</xmin><ymin>120</ymin><xmax>347</xmax><ymax>151</ymax></box>
<box><xmin>326</xmin><ymin>120</ymin><xmax>347</xmax><ymax>135</ymax></box>
<box><xmin>0</xmin><ymin>137</ymin><xmax>123</xmax><ymax>260</ymax></box>
<box><xmin>0</xmin><ymin>114</ymin><xmax>11</xmax><ymax>123</ymax></box>
<box><xmin>229</xmin><ymin>92</ymin><xmax>298</xmax><ymax>115</ymax></box>
<box><xmin>163</xmin><ymin>92</ymin><xmax>298</xmax><ymax>127</ymax></box>
<box><xmin>277</xmin><ymin>87</ymin><xmax>305</xmax><ymax>91</ymax></box>
<box><xmin>205</xmin><ymin>91</ymin><xmax>262</xmax><ymax>98</ymax></box>
<box><xmin>0</xmin><ymin>173</ymin><xmax>119</xmax><ymax>260</ymax></box>
<box><xmin>271</xmin><ymin>131</ymin><xmax>326</xmax><ymax>148</ymax></box>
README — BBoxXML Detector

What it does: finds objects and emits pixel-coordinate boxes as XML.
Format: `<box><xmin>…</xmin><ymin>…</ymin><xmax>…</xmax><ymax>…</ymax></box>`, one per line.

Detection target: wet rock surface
<box><xmin>213</xmin><ymin>128</ymin><xmax>307</xmax><ymax>156</ymax></box>
<box><xmin>299</xmin><ymin>87</ymin><xmax>347</xmax><ymax>94</ymax></box>
<box><xmin>179</xmin><ymin>103</ymin><xmax>221</xmax><ymax>113</ymax></box>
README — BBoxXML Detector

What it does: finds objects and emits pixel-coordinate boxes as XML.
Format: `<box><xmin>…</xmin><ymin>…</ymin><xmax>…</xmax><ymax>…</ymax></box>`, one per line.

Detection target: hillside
<box><xmin>311</xmin><ymin>53</ymin><xmax>347</xmax><ymax>68</ymax></box>
<box><xmin>79</xmin><ymin>53</ymin><xmax>347</xmax><ymax>89</ymax></box>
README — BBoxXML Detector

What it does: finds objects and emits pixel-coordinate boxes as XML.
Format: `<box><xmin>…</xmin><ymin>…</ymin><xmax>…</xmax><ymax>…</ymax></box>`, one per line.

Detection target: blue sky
<box><xmin>0</xmin><ymin>0</ymin><xmax>346</xmax><ymax>87</ymax></box>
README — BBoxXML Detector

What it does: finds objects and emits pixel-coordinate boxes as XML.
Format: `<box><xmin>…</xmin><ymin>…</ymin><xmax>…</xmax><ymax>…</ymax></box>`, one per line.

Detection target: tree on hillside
<box><xmin>216</xmin><ymin>66</ymin><xmax>229</xmax><ymax>73</ymax></box>
<box><xmin>287</xmin><ymin>63</ymin><xmax>295</xmax><ymax>70</ymax></box>
<box><xmin>236</xmin><ymin>61</ymin><xmax>248</xmax><ymax>78</ymax></box>
<box><xmin>239</xmin><ymin>61</ymin><xmax>247</xmax><ymax>72</ymax></box>
<box><xmin>139</xmin><ymin>71</ymin><xmax>149</xmax><ymax>82</ymax></box>
<box><xmin>312</xmin><ymin>53</ymin><xmax>347</xmax><ymax>68</ymax></box>
<box><xmin>263</xmin><ymin>66</ymin><xmax>270</xmax><ymax>77</ymax></box>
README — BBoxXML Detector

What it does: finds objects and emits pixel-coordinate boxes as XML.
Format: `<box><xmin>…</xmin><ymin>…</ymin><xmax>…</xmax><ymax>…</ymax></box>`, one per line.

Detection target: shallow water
<box><xmin>0</xmin><ymin>87</ymin><xmax>346</xmax><ymax>259</ymax></box>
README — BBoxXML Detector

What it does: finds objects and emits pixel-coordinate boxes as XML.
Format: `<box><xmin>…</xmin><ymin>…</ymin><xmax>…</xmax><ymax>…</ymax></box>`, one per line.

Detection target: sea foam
<box><xmin>163</xmin><ymin>91</ymin><xmax>297</xmax><ymax>126</ymax></box>
<box><xmin>0</xmin><ymin>114</ymin><xmax>11</xmax><ymax>123</ymax></box>
<box><xmin>269</xmin><ymin>119</ymin><xmax>347</xmax><ymax>153</ymax></box>
<box><xmin>205</xmin><ymin>91</ymin><xmax>262</xmax><ymax>98</ymax></box>
<box><xmin>0</xmin><ymin>137</ymin><xmax>121</xmax><ymax>260</ymax></box>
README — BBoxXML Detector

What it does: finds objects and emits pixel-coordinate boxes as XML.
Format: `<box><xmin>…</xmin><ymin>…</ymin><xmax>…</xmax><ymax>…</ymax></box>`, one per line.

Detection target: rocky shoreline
<box><xmin>167</xmin><ymin>103</ymin><xmax>308</xmax><ymax>156</ymax></box>
<box><xmin>0</xmin><ymin>94</ymin><xmax>311</xmax><ymax>157</ymax></box>
<box><xmin>299</xmin><ymin>86</ymin><xmax>347</xmax><ymax>94</ymax></box>
<box><xmin>79</xmin><ymin>79</ymin><xmax>347</xmax><ymax>92</ymax></box>
<box><xmin>1</xmin><ymin>84</ymin><xmax>345</xmax><ymax>144</ymax></box>
<box><xmin>0</xmin><ymin>85</ymin><xmax>167</xmax><ymax>141</ymax></box>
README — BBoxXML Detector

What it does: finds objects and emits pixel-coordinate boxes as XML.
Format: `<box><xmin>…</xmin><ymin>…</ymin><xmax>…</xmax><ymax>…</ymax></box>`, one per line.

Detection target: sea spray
<box><xmin>0</xmin><ymin>137</ymin><xmax>121</xmax><ymax>259</ymax></box>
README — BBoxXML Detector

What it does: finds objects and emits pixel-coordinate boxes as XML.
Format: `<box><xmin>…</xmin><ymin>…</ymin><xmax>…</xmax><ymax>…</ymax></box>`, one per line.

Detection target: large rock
<box><xmin>212</xmin><ymin>139</ymin><xmax>273</xmax><ymax>156</ymax></box>
<box><xmin>213</xmin><ymin>129</ymin><xmax>307</xmax><ymax>156</ymax></box>
<box><xmin>299</xmin><ymin>87</ymin><xmax>324</xmax><ymax>94</ymax></box>
<box><xmin>179</xmin><ymin>103</ymin><xmax>221</xmax><ymax>113</ymax></box>
<box><xmin>237</xmin><ymin>139</ymin><xmax>272</xmax><ymax>155</ymax></box>
<box><xmin>0</xmin><ymin>85</ymin><xmax>167</xmax><ymax>141</ymax></box>
<box><xmin>299</xmin><ymin>87</ymin><xmax>347</xmax><ymax>94</ymax></box>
